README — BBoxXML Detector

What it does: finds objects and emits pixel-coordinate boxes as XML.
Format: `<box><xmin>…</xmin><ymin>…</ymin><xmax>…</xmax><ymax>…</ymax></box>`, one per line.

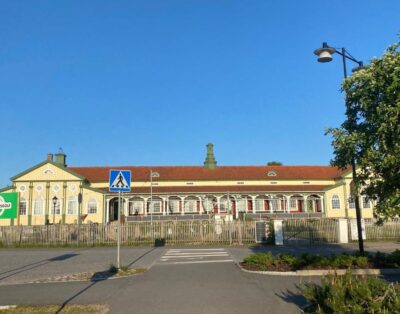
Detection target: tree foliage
<box><xmin>327</xmin><ymin>41</ymin><xmax>400</xmax><ymax>220</ymax></box>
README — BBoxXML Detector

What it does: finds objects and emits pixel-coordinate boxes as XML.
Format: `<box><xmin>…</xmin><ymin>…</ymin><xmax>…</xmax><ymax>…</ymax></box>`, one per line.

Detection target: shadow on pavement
<box><xmin>0</xmin><ymin>253</ymin><xmax>79</xmax><ymax>282</ymax></box>
<box><xmin>276</xmin><ymin>287</ymin><xmax>307</xmax><ymax>312</ymax></box>
<box><xmin>56</xmin><ymin>269</ymin><xmax>114</xmax><ymax>314</ymax></box>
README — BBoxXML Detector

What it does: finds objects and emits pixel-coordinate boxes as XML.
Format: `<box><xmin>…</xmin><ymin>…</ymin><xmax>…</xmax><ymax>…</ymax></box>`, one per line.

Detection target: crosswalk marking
<box><xmin>158</xmin><ymin>248</ymin><xmax>234</xmax><ymax>265</ymax></box>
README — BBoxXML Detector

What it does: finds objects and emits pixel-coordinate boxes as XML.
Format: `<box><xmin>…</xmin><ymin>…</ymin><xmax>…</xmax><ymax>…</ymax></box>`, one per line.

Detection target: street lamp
<box><xmin>314</xmin><ymin>42</ymin><xmax>366</xmax><ymax>254</ymax></box>
<box><xmin>149</xmin><ymin>170</ymin><xmax>160</xmax><ymax>224</ymax></box>
<box><xmin>52</xmin><ymin>196</ymin><xmax>58</xmax><ymax>225</ymax></box>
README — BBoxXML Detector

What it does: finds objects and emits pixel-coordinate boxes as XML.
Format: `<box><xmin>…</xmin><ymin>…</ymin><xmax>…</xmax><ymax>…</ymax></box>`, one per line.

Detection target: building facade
<box><xmin>0</xmin><ymin>144</ymin><xmax>374</xmax><ymax>226</ymax></box>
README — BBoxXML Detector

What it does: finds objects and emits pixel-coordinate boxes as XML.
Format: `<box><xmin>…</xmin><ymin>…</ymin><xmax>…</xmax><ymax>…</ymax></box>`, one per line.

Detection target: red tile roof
<box><xmin>96</xmin><ymin>185</ymin><xmax>331</xmax><ymax>194</ymax></box>
<box><xmin>69</xmin><ymin>165</ymin><xmax>346</xmax><ymax>182</ymax></box>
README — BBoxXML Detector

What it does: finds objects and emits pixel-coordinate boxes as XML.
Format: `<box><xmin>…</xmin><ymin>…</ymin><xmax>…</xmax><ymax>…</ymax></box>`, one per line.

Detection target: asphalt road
<box><xmin>0</xmin><ymin>251</ymin><xmax>309</xmax><ymax>314</ymax></box>
<box><xmin>0</xmin><ymin>243</ymin><xmax>399</xmax><ymax>313</ymax></box>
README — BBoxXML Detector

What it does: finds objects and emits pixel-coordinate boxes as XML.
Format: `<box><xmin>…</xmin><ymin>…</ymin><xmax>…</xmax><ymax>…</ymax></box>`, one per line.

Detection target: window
<box><xmin>267</xmin><ymin>171</ymin><xmax>277</xmax><ymax>177</ymax></box>
<box><xmin>50</xmin><ymin>198</ymin><xmax>61</xmax><ymax>215</ymax></box>
<box><xmin>184</xmin><ymin>199</ymin><xmax>197</xmax><ymax>213</ymax></box>
<box><xmin>150</xmin><ymin>201</ymin><xmax>161</xmax><ymax>213</ymax></box>
<box><xmin>255</xmin><ymin>199</ymin><xmax>264</xmax><ymax>212</ymax></box>
<box><xmin>290</xmin><ymin>199</ymin><xmax>298</xmax><ymax>210</ymax></box>
<box><xmin>33</xmin><ymin>198</ymin><xmax>44</xmax><ymax>215</ymax></box>
<box><xmin>67</xmin><ymin>197</ymin><xmax>78</xmax><ymax>215</ymax></box>
<box><xmin>331</xmin><ymin>195</ymin><xmax>341</xmax><ymax>209</ymax></box>
<box><xmin>19</xmin><ymin>198</ymin><xmax>27</xmax><ymax>216</ymax></box>
<box><xmin>348</xmin><ymin>197</ymin><xmax>355</xmax><ymax>209</ymax></box>
<box><xmin>129</xmin><ymin>200</ymin><xmax>143</xmax><ymax>215</ymax></box>
<box><xmin>362</xmin><ymin>196</ymin><xmax>371</xmax><ymax>209</ymax></box>
<box><xmin>168</xmin><ymin>200</ymin><xmax>180</xmax><ymax>213</ymax></box>
<box><xmin>87</xmin><ymin>199</ymin><xmax>97</xmax><ymax>214</ymax></box>
<box><xmin>270</xmin><ymin>198</ymin><xmax>279</xmax><ymax>211</ymax></box>
<box><xmin>237</xmin><ymin>199</ymin><xmax>246</xmax><ymax>212</ymax></box>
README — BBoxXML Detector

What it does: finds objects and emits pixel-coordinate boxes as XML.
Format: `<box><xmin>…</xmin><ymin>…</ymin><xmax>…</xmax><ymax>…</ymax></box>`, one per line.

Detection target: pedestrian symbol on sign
<box><xmin>112</xmin><ymin>172</ymin><xmax>129</xmax><ymax>189</ymax></box>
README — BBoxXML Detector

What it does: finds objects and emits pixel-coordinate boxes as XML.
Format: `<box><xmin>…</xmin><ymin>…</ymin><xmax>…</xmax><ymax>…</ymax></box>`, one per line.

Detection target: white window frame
<box><xmin>237</xmin><ymin>199</ymin><xmax>246</xmax><ymax>212</ymax></box>
<box><xmin>184</xmin><ymin>199</ymin><xmax>197</xmax><ymax>213</ymax></box>
<box><xmin>19</xmin><ymin>198</ymin><xmax>27</xmax><ymax>216</ymax></box>
<box><xmin>168</xmin><ymin>199</ymin><xmax>180</xmax><ymax>213</ymax></box>
<box><xmin>290</xmin><ymin>198</ymin><xmax>298</xmax><ymax>210</ymax></box>
<box><xmin>255</xmin><ymin>199</ymin><xmax>265</xmax><ymax>212</ymax></box>
<box><xmin>348</xmin><ymin>197</ymin><xmax>355</xmax><ymax>209</ymax></box>
<box><xmin>87</xmin><ymin>199</ymin><xmax>98</xmax><ymax>214</ymax></box>
<box><xmin>150</xmin><ymin>200</ymin><xmax>162</xmax><ymax>214</ymax></box>
<box><xmin>33</xmin><ymin>198</ymin><xmax>44</xmax><ymax>216</ymax></box>
<box><xmin>270</xmin><ymin>198</ymin><xmax>280</xmax><ymax>211</ymax></box>
<box><xmin>362</xmin><ymin>196</ymin><xmax>371</xmax><ymax>209</ymax></box>
<box><xmin>67</xmin><ymin>196</ymin><xmax>78</xmax><ymax>215</ymax></box>
<box><xmin>331</xmin><ymin>195</ymin><xmax>341</xmax><ymax>209</ymax></box>
<box><xmin>129</xmin><ymin>200</ymin><xmax>144</xmax><ymax>215</ymax></box>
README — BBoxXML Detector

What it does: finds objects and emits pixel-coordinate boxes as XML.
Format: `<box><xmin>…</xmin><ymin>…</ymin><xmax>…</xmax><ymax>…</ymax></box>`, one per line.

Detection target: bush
<box><xmin>301</xmin><ymin>272</ymin><xmax>400</xmax><ymax>313</ymax></box>
<box><xmin>243</xmin><ymin>252</ymin><xmax>273</xmax><ymax>266</ymax></box>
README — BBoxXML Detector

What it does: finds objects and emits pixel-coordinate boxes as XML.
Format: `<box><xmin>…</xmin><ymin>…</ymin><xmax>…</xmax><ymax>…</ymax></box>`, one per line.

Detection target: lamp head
<box><xmin>52</xmin><ymin>196</ymin><xmax>58</xmax><ymax>205</ymax></box>
<box><xmin>314</xmin><ymin>42</ymin><xmax>336</xmax><ymax>63</ymax></box>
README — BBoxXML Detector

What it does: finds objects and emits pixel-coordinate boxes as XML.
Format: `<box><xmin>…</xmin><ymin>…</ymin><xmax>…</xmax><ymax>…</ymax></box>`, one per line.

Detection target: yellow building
<box><xmin>0</xmin><ymin>144</ymin><xmax>374</xmax><ymax>226</ymax></box>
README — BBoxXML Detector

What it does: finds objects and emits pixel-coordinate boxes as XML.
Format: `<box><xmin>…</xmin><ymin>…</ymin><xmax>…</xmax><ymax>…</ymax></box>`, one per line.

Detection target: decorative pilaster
<box><xmin>28</xmin><ymin>182</ymin><xmax>33</xmax><ymax>226</ymax></box>
<box><xmin>45</xmin><ymin>182</ymin><xmax>50</xmax><ymax>224</ymax></box>
<box><xmin>62</xmin><ymin>182</ymin><xmax>67</xmax><ymax>224</ymax></box>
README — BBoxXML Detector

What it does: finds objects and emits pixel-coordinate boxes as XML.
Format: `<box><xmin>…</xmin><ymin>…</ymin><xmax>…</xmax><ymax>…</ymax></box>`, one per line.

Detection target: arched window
<box><xmin>129</xmin><ymin>197</ymin><xmax>144</xmax><ymax>215</ymax></box>
<box><xmin>67</xmin><ymin>196</ymin><xmax>78</xmax><ymax>215</ymax></box>
<box><xmin>33</xmin><ymin>198</ymin><xmax>44</xmax><ymax>215</ymax></box>
<box><xmin>19</xmin><ymin>198</ymin><xmax>27</xmax><ymax>216</ymax></box>
<box><xmin>87</xmin><ymin>199</ymin><xmax>97</xmax><ymax>214</ymax></box>
<box><xmin>331</xmin><ymin>195</ymin><xmax>341</xmax><ymax>209</ymax></box>
<box><xmin>184</xmin><ymin>197</ymin><xmax>197</xmax><ymax>213</ymax></box>
<box><xmin>348</xmin><ymin>197</ymin><xmax>355</xmax><ymax>209</ymax></box>
<box><xmin>168</xmin><ymin>197</ymin><xmax>180</xmax><ymax>214</ymax></box>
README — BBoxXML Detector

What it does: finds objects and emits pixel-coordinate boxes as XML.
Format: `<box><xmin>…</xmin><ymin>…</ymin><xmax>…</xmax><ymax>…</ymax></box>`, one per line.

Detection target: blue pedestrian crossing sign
<box><xmin>109</xmin><ymin>170</ymin><xmax>131</xmax><ymax>192</ymax></box>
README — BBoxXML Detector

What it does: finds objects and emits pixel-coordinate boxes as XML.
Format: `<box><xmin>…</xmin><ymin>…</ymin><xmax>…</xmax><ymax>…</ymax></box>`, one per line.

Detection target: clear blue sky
<box><xmin>1</xmin><ymin>1</ymin><xmax>399</xmax><ymax>187</ymax></box>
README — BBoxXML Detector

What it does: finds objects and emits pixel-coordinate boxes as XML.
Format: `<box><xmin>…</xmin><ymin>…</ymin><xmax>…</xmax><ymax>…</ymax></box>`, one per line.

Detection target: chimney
<box><xmin>47</xmin><ymin>153</ymin><xmax>53</xmax><ymax>162</ymax></box>
<box><xmin>203</xmin><ymin>143</ymin><xmax>217</xmax><ymax>170</ymax></box>
<box><xmin>54</xmin><ymin>147</ymin><xmax>67</xmax><ymax>167</ymax></box>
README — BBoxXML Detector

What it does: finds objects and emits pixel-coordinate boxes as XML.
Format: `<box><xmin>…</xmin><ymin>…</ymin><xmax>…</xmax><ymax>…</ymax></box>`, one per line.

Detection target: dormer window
<box><xmin>267</xmin><ymin>171</ymin><xmax>277</xmax><ymax>177</ymax></box>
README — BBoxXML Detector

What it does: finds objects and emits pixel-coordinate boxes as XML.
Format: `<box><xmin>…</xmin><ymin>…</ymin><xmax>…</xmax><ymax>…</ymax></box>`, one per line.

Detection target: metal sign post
<box><xmin>109</xmin><ymin>170</ymin><xmax>131</xmax><ymax>270</ymax></box>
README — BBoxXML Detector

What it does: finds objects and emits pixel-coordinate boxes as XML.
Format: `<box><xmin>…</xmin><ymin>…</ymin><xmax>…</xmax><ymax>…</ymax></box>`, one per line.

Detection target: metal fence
<box><xmin>282</xmin><ymin>219</ymin><xmax>338</xmax><ymax>244</ymax></box>
<box><xmin>0</xmin><ymin>220</ymin><xmax>256</xmax><ymax>247</ymax></box>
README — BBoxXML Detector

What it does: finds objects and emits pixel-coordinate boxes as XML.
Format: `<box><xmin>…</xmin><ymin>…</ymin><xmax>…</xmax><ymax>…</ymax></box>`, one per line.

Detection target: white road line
<box><xmin>167</xmin><ymin>248</ymin><xmax>225</xmax><ymax>252</ymax></box>
<box><xmin>171</xmin><ymin>259</ymin><xmax>234</xmax><ymax>265</ymax></box>
<box><xmin>161</xmin><ymin>254</ymin><xmax>229</xmax><ymax>260</ymax></box>
<box><xmin>164</xmin><ymin>252</ymin><xmax>229</xmax><ymax>256</ymax></box>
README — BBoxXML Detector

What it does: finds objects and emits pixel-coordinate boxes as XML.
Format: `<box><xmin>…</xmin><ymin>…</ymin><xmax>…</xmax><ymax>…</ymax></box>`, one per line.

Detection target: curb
<box><xmin>238</xmin><ymin>265</ymin><xmax>400</xmax><ymax>276</ymax></box>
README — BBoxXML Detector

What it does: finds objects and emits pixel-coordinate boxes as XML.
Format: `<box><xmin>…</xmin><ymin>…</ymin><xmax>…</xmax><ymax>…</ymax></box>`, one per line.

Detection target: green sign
<box><xmin>0</xmin><ymin>192</ymin><xmax>18</xmax><ymax>219</ymax></box>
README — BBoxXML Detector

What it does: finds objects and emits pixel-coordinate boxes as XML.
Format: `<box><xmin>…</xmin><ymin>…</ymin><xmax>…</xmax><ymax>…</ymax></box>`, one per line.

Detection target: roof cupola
<box><xmin>203</xmin><ymin>143</ymin><xmax>217</xmax><ymax>170</ymax></box>
<box><xmin>54</xmin><ymin>147</ymin><xmax>67</xmax><ymax>167</ymax></box>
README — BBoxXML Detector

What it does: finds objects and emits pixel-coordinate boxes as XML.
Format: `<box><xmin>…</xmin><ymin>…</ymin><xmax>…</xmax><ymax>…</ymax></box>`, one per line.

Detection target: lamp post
<box><xmin>314</xmin><ymin>42</ymin><xmax>365</xmax><ymax>254</ymax></box>
<box><xmin>52</xmin><ymin>196</ymin><xmax>58</xmax><ymax>225</ymax></box>
<box><xmin>149</xmin><ymin>170</ymin><xmax>160</xmax><ymax>224</ymax></box>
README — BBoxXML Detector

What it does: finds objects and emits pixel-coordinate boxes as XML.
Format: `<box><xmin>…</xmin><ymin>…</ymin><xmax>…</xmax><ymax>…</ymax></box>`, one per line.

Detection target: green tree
<box><xmin>327</xmin><ymin>41</ymin><xmax>400</xmax><ymax>220</ymax></box>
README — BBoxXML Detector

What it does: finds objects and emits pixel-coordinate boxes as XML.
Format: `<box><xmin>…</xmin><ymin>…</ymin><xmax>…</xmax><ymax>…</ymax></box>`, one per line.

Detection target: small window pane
<box><xmin>19</xmin><ymin>198</ymin><xmax>27</xmax><ymax>216</ymax></box>
<box><xmin>331</xmin><ymin>195</ymin><xmax>341</xmax><ymax>209</ymax></box>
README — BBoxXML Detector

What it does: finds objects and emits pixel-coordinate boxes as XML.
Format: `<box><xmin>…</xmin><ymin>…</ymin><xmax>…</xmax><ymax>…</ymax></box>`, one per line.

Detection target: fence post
<box><xmin>336</xmin><ymin>219</ymin><xmax>349</xmax><ymax>244</ymax></box>
<box><xmin>273</xmin><ymin>220</ymin><xmax>283</xmax><ymax>245</ymax></box>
